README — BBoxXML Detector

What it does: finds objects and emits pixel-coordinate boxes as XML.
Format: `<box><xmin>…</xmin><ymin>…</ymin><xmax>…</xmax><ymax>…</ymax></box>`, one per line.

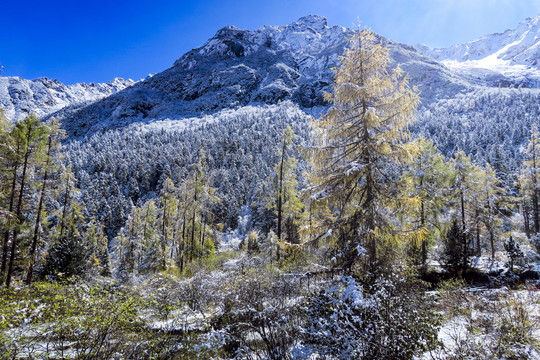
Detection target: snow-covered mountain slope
<box><xmin>54</xmin><ymin>15</ymin><xmax>473</xmax><ymax>137</ymax></box>
<box><xmin>416</xmin><ymin>15</ymin><xmax>540</xmax><ymax>87</ymax></box>
<box><xmin>0</xmin><ymin>76</ymin><xmax>135</xmax><ymax>122</ymax></box>
<box><xmin>5</xmin><ymin>15</ymin><xmax>540</xmax><ymax>139</ymax></box>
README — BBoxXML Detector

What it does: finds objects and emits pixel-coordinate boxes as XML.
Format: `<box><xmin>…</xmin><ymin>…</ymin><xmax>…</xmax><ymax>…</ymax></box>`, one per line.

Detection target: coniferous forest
<box><xmin>1</xmin><ymin>29</ymin><xmax>539</xmax><ymax>359</ymax></box>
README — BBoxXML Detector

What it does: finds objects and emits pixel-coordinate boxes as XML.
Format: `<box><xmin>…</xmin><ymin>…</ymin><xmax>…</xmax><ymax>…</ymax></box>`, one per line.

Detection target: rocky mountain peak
<box><xmin>294</xmin><ymin>15</ymin><xmax>328</xmax><ymax>31</ymax></box>
<box><xmin>4</xmin><ymin>14</ymin><xmax>540</xmax><ymax>137</ymax></box>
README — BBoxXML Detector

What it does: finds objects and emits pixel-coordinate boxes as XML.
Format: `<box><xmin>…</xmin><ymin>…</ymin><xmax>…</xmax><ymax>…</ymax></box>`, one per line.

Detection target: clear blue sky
<box><xmin>2</xmin><ymin>0</ymin><xmax>540</xmax><ymax>84</ymax></box>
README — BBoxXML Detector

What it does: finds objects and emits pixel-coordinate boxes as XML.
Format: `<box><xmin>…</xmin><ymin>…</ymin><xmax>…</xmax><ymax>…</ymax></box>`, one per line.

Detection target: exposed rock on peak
<box><xmin>5</xmin><ymin>15</ymin><xmax>540</xmax><ymax>138</ymax></box>
<box><xmin>294</xmin><ymin>15</ymin><xmax>328</xmax><ymax>31</ymax></box>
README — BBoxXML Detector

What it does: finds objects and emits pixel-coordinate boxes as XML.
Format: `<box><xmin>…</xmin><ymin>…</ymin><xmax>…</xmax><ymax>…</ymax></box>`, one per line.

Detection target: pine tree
<box><xmin>4</xmin><ymin>115</ymin><xmax>49</xmax><ymax>287</ymax></box>
<box><xmin>43</xmin><ymin>166</ymin><xmax>87</xmax><ymax>278</ymax></box>
<box><xmin>268</xmin><ymin>125</ymin><xmax>303</xmax><ymax>261</ymax></box>
<box><xmin>138</xmin><ymin>199</ymin><xmax>162</xmax><ymax>274</ymax></box>
<box><xmin>309</xmin><ymin>29</ymin><xmax>419</xmax><ymax>268</ymax></box>
<box><xmin>441</xmin><ymin>219</ymin><xmax>469</xmax><ymax>274</ymax></box>
<box><xmin>185</xmin><ymin>151</ymin><xmax>218</xmax><ymax>264</ymax></box>
<box><xmin>159</xmin><ymin>177</ymin><xmax>178</xmax><ymax>265</ymax></box>
<box><xmin>401</xmin><ymin>137</ymin><xmax>451</xmax><ymax>270</ymax></box>
<box><xmin>43</xmin><ymin>199</ymin><xmax>87</xmax><ymax>278</ymax></box>
<box><xmin>479</xmin><ymin>163</ymin><xmax>506</xmax><ymax>260</ymax></box>
<box><xmin>26</xmin><ymin>118</ymin><xmax>65</xmax><ymax>285</ymax></box>
<box><xmin>84</xmin><ymin>218</ymin><xmax>111</xmax><ymax>276</ymax></box>
<box><xmin>450</xmin><ymin>150</ymin><xmax>484</xmax><ymax>268</ymax></box>
<box><xmin>504</xmin><ymin>236</ymin><xmax>523</xmax><ymax>273</ymax></box>
<box><xmin>0</xmin><ymin>109</ymin><xmax>15</xmax><ymax>281</ymax></box>
<box><xmin>519</xmin><ymin>124</ymin><xmax>540</xmax><ymax>238</ymax></box>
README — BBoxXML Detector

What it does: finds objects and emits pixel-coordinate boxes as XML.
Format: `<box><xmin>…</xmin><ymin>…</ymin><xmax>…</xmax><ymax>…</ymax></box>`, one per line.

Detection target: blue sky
<box><xmin>2</xmin><ymin>0</ymin><xmax>540</xmax><ymax>84</ymax></box>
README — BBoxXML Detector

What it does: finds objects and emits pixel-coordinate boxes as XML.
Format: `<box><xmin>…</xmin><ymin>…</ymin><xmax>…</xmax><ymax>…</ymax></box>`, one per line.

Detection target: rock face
<box><xmin>0</xmin><ymin>76</ymin><xmax>135</xmax><ymax>122</ymax></box>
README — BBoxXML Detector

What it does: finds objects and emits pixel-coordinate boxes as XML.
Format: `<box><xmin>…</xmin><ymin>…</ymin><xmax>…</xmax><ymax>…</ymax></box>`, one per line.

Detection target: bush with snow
<box><xmin>295</xmin><ymin>273</ymin><xmax>441</xmax><ymax>360</ymax></box>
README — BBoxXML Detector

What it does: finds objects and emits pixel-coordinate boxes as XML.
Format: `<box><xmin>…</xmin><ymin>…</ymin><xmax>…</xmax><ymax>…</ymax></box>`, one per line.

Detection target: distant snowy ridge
<box><xmin>417</xmin><ymin>15</ymin><xmax>540</xmax><ymax>87</ymax></box>
<box><xmin>0</xmin><ymin>76</ymin><xmax>135</xmax><ymax>122</ymax></box>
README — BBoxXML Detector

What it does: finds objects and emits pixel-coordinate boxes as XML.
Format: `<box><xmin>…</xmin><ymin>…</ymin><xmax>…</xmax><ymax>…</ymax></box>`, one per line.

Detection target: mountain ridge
<box><xmin>47</xmin><ymin>15</ymin><xmax>478</xmax><ymax>137</ymax></box>
<box><xmin>0</xmin><ymin>76</ymin><xmax>135</xmax><ymax>122</ymax></box>
<box><xmin>416</xmin><ymin>14</ymin><xmax>540</xmax><ymax>87</ymax></box>
<box><xmin>2</xmin><ymin>15</ymin><xmax>540</xmax><ymax>138</ymax></box>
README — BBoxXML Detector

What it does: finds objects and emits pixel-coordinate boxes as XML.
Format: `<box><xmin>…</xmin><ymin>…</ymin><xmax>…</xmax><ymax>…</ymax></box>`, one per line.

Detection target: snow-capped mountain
<box><xmin>49</xmin><ymin>15</ymin><xmax>473</xmax><ymax>137</ymax></box>
<box><xmin>3</xmin><ymin>15</ymin><xmax>540</xmax><ymax>138</ymax></box>
<box><xmin>416</xmin><ymin>15</ymin><xmax>540</xmax><ymax>87</ymax></box>
<box><xmin>0</xmin><ymin>76</ymin><xmax>135</xmax><ymax>122</ymax></box>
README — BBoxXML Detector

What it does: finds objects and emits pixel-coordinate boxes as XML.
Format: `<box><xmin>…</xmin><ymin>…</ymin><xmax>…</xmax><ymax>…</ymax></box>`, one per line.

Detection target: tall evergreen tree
<box><xmin>401</xmin><ymin>137</ymin><xmax>451</xmax><ymax>270</ymax></box>
<box><xmin>4</xmin><ymin>115</ymin><xmax>49</xmax><ymax>287</ymax></box>
<box><xmin>309</xmin><ymin>29</ymin><xmax>419</xmax><ymax>269</ymax></box>
<box><xmin>479</xmin><ymin>163</ymin><xmax>506</xmax><ymax>260</ymax></box>
<box><xmin>26</xmin><ymin>118</ymin><xmax>65</xmax><ymax>285</ymax></box>
<box><xmin>269</xmin><ymin>125</ymin><xmax>303</xmax><ymax>260</ymax></box>
<box><xmin>519</xmin><ymin>124</ymin><xmax>540</xmax><ymax>238</ymax></box>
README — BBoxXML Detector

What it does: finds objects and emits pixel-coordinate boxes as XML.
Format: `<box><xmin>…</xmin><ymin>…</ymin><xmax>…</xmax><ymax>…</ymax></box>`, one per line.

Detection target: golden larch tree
<box><xmin>309</xmin><ymin>29</ymin><xmax>420</xmax><ymax>268</ymax></box>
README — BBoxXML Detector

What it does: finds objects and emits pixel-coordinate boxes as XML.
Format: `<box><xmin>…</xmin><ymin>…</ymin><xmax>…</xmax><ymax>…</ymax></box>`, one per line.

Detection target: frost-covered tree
<box><xmin>297</xmin><ymin>274</ymin><xmax>440</xmax><ymax>359</ymax></box>
<box><xmin>42</xmin><ymin>198</ymin><xmax>87</xmax><ymax>278</ymax></box>
<box><xmin>519</xmin><ymin>124</ymin><xmax>540</xmax><ymax>238</ymax></box>
<box><xmin>84</xmin><ymin>218</ymin><xmax>110</xmax><ymax>276</ymax></box>
<box><xmin>450</xmin><ymin>150</ymin><xmax>486</xmax><ymax>266</ymax></box>
<box><xmin>504</xmin><ymin>236</ymin><xmax>523</xmax><ymax>272</ymax></box>
<box><xmin>26</xmin><ymin>118</ymin><xmax>65</xmax><ymax>285</ymax></box>
<box><xmin>440</xmin><ymin>219</ymin><xmax>471</xmax><ymax>274</ymax></box>
<box><xmin>138</xmin><ymin>199</ymin><xmax>163</xmax><ymax>274</ymax></box>
<box><xmin>478</xmin><ymin>163</ymin><xmax>506</xmax><ymax>260</ymax></box>
<box><xmin>268</xmin><ymin>125</ymin><xmax>303</xmax><ymax>260</ymax></box>
<box><xmin>309</xmin><ymin>29</ymin><xmax>419</xmax><ymax>268</ymax></box>
<box><xmin>3</xmin><ymin>115</ymin><xmax>49</xmax><ymax>287</ymax></box>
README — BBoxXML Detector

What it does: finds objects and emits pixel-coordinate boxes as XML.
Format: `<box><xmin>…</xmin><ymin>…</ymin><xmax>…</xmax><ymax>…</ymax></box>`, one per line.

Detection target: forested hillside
<box><xmin>416</xmin><ymin>88</ymin><xmax>540</xmax><ymax>181</ymax></box>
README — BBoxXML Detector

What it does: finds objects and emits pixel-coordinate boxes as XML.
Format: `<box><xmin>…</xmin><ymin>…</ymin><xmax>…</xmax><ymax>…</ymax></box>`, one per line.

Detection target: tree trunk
<box><xmin>489</xmin><ymin>227</ymin><xmax>495</xmax><ymax>261</ymax></box>
<box><xmin>523</xmin><ymin>201</ymin><xmax>531</xmax><ymax>239</ymax></box>
<box><xmin>190</xmin><ymin>210</ymin><xmax>196</xmax><ymax>262</ymax></box>
<box><xmin>6</xmin><ymin>145</ymin><xmax>31</xmax><ymax>288</ymax></box>
<box><xmin>361</xmin><ymin>94</ymin><xmax>376</xmax><ymax>267</ymax></box>
<box><xmin>276</xmin><ymin>135</ymin><xmax>286</xmax><ymax>262</ymax></box>
<box><xmin>161</xmin><ymin>188</ymin><xmax>168</xmax><ymax>263</ymax></box>
<box><xmin>27</xmin><ymin>136</ymin><xmax>52</xmax><ymax>285</ymax></box>
<box><xmin>179</xmin><ymin>214</ymin><xmax>186</xmax><ymax>273</ymax></box>
<box><xmin>0</xmin><ymin>143</ymin><xmax>20</xmax><ymax>281</ymax></box>
<box><xmin>420</xmin><ymin>198</ymin><xmax>427</xmax><ymax>270</ymax></box>
<box><xmin>460</xmin><ymin>190</ymin><xmax>468</xmax><ymax>272</ymax></box>
<box><xmin>532</xmin><ymin>147</ymin><xmax>539</xmax><ymax>234</ymax></box>
<box><xmin>59</xmin><ymin>177</ymin><xmax>71</xmax><ymax>239</ymax></box>
<box><xmin>200</xmin><ymin>221</ymin><xmax>205</xmax><ymax>247</ymax></box>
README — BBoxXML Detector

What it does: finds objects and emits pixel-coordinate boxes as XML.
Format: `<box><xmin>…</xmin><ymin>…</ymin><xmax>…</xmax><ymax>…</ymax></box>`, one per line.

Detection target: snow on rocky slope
<box><xmin>0</xmin><ymin>76</ymin><xmax>135</xmax><ymax>122</ymax></box>
<box><xmin>51</xmin><ymin>15</ymin><xmax>475</xmax><ymax>138</ymax></box>
<box><xmin>416</xmin><ymin>15</ymin><xmax>540</xmax><ymax>87</ymax></box>
<box><xmin>3</xmin><ymin>15</ymin><xmax>540</xmax><ymax>138</ymax></box>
